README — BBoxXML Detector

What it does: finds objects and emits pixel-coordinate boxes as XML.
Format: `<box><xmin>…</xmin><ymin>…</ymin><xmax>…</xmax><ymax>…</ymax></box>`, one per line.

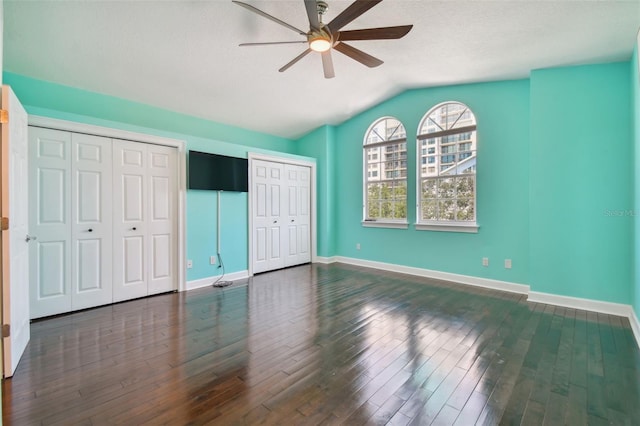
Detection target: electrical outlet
<box><xmin>482</xmin><ymin>257</ymin><xmax>489</xmax><ymax>267</ymax></box>
<box><xmin>210</xmin><ymin>256</ymin><xmax>217</xmax><ymax>265</ymax></box>
<box><xmin>187</xmin><ymin>259</ymin><xmax>193</xmax><ymax>269</ymax></box>
<box><xmin>356</xmin><ymin>243</ymin><xmax>361</xmax><ymax>250</ymax></box>
<box><xmin>505</xmin><ymin>259</ymin><xmax>512</xmax><ymax>269</ymax></box>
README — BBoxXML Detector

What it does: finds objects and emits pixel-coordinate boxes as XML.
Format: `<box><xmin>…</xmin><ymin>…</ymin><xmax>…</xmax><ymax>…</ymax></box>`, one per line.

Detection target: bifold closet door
<box><xmin>71</xmin><ymin>133</ymin><xmax>113</xmax><ymax>310</ymax></box>
<box><xmin>112</xmin><ymin>140</ymin><xmax>177</xmax><ymax>302</ymax></box>
<box><xmin>29</xmin><ymin>128</ymin><xmax>72</xmax><ymax>318</ymax></box>
<box><xmin>29</xmin><ymin>128</ymin><xmax>113</xmax><ymax>317</ymax></box>
<box><xmin>284</xmin><ymin>164</ymin><xmax>311</xmax><ymax>267</ymax></box>
<box><xmin>113</xmin><ymin>140</ymin><xmax>148</xmax><ymax>302</ymax></box>
<box><xmin>146</xmin><ymin>144</ymin><xmax>178</xmax><ymax>296</ymax></box>
<box><xmin>252</xmin><ymin>159</ymin><xmax>285</xmax><ymax>274</ymax></box>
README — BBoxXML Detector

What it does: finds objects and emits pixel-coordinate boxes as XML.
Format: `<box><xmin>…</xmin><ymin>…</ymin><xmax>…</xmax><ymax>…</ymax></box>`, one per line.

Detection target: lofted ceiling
<box><xmin>4</xmin><ymin>1</ymin><xmax>640</xmax><ymax>139</ymax></box>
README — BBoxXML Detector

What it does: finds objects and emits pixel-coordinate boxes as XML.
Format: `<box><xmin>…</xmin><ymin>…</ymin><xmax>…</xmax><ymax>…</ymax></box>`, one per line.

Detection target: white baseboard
<box><xmin>528</xmin><ymin>291</ymin><xmax>632</xmax><ymax>317</ymax></box>
<box><xmin>334</xmin><ymin>256</ymin><xmax>530</xmax><ymax>295</ymax></box>
<box><xmin>314</xmin><ymin>256</ymin><xmax>337</xmax><ymax>264</ymax></box>
<box><xmin>186</xmin><ymin>270</ymin><xmax>249</xmax><ymax>291</ymax></box>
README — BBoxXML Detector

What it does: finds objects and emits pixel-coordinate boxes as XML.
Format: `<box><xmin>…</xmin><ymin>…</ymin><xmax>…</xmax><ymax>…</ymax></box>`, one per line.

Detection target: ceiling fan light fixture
<box><xmin>309</xmin><ymin>35</ymin><xmax>331</xmax><ymax>52</ymax></box>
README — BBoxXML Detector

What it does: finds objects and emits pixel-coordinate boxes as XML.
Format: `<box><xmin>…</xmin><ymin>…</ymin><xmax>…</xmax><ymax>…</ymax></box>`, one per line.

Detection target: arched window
<box><xmin>363</xmin><ymin>117</ymin><xmax>407</xmax><ymax>226</ymax></box>
<box><xmin>417</xmin><ymin>102</ymin><xmax>477</xmax><ymax>231</ymax></box>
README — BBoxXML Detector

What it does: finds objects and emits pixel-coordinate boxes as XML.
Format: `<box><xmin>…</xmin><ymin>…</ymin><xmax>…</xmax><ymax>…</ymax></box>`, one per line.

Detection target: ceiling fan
<box><xmin>233</xmin><ymin>0</ymin><xmax>413</xmax><ymax>79</ymax></box>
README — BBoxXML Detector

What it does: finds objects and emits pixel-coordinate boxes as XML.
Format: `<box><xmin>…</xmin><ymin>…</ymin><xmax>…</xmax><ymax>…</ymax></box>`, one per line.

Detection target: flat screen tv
<box><xmin>188</xmin><ymin>151</ymin><xmax>248</xmax><ymax>192</ymax></box>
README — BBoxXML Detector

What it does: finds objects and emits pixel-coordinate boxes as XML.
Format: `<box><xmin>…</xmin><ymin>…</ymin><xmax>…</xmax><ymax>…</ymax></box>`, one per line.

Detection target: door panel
<box><xmin>71</xmin><ymin>133</ymin><xmax>112</xmax><ymax>310</ymax></box>
<box><xmin>284</xmin><ymin>164</ymin><xmax>311</xmax><ymax>267</ymax></box>
<box><xmin>147</xmin><ymin>145</ymin><xmax>177</xmax><ymax>295</ymax></box>
<box><xmin>113</xmin><ymin>140</ymin><xmax>147</xmax><ymax>301</ymax></box>
<box><xmin>252</xmin><ymin>159</ymin><xmax>285</xmax><ymax>273</ymax></box>
<box><xmin>29</xmin><ymin>127</ymin><xmax>72</xmax><ymax>318</ymax></box>
<box><xmin>2</xmin><ymin>86</ymin><xmax>30</xmax><ymax>376</ymax></box>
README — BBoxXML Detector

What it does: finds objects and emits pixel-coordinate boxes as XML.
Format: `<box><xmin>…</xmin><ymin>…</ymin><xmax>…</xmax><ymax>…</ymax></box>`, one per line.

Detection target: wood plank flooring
<box><xmin>3</xmin><ymin>263</ymin><xmax>640</xmax><ymax>425</ymax></box>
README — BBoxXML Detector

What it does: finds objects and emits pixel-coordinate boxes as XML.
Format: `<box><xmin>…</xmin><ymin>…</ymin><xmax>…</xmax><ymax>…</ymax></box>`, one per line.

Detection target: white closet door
<box><xmin>71</xmin><ymin>133</ymin><xmax>112</xmax><ymax>310</ymax></box>
<box><xmin>252</xmin><ymin>159</ymin><xmax>285</xmax><ymax>273</ymax></box>
<box><xmin>284</xmin><ymin>164</ymin><xmax>311</xmax><ymax>267</ymax></box>
<box><xmin>113</xmin><ymin>140</ymin><xmax>148</xmax><ymax>302</ymax></box>
<box><xmin>29</xmin><ymin>127</ymin><xmax>72</xmax><ymax>318</ymax></box>
<box><xmin>146</xmin><ymin>145</ymin><xmax>177</xmax><ymax>295</ymax></box>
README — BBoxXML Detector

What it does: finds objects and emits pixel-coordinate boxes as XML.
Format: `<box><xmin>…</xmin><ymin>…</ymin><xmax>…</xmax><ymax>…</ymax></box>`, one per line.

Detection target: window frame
<box><xmin>362</xmin><ymin>116</ymin><xmax>409</xmax><ymax>229</ymax></box>
<box><xmin>415</xmin><ymin>102</ymin><xmax>479</xmax><ymax>233</ymax></box>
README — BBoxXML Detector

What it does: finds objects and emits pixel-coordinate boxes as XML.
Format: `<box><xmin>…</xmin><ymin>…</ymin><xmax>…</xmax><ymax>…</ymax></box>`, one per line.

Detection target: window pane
<box><xmin>438</xmin><ymin>178</ymin><xmax>455</xmax><ymax>199</ymax></box>
<box><xmin>422</xmin><ymin>179</ymin><xmax>437</xmax><ymax>198</ymax></box>
<box><xmin>456</xmin><ymin>199</ymin><xmax>475</xmax><ymax>221</ymax></box>
<box><xmin>439</xmin><ymin>200</ymin><xmax>455</xmax><ymax>220</ymax></box>
<box><xmin>456</xmin><ymin>176</ymin><xmax>475</xmax><ymax>198</ymax></box>
<box><xmin>422</xmin><ymin>200</ymin><xmax>437</xmax><ymax>220</ymax></box>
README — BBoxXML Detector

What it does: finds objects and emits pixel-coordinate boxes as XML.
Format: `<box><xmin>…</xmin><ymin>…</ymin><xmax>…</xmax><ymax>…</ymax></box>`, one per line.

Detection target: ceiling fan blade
<box><xmin>321</xmin><ymin>51</ymin><xmax>335</xmax><ymax>79</ymax></box>
<box><xmin>333</xmin><ymin>42</ymin><xmax>383</xmax><ymax>68</ymax></box>
<box><xmin>304</xmin><ymin>0</ymin><xmax>320</xmax><ymax>30</ymax></box>
<box><xmin>233</xmin><ymin>1</ymin><xmax>307</xmax><ymax>36</ymax></box>
<box><xmin>326</xmin><ymin>0</ymin><xmax>383</xmax><ymax>34</ymax></box>
<box><xmin>337</xmin><ymin>25</ymin><xmax>413</xmax><ymax>41</ymax></box>
<box><xmin>279</xmin><ymin>49</ymin><xmax>312</xmax><ymax>72</ymax></box>
<box><xmin>240</xmin><ymin>41</ymin><xmax>307</xmax><ymax>47</ymax></box>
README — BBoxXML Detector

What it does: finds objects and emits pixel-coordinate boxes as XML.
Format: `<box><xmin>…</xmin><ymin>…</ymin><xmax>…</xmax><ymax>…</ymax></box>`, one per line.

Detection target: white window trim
<box><xmin>415</xmin><ymin>101</ymin><xmax>478</xmax><ymax>232</ymax></box>
<box><xmin>362</xmin><ymin>220</ymin><xmax>409</xmax><ymax>229</ymax></box>
<box><xmin>414</xmin><ymin>221</ymin><xmax>479</xmax><ymax>233</ymax></box>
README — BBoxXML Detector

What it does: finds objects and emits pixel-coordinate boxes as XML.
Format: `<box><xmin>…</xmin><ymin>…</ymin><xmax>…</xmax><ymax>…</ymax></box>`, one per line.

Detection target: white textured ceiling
<box><xmin>4</xmin><ymin>1</ymin><xmax>640</xmax><ymax>139</ymax></box>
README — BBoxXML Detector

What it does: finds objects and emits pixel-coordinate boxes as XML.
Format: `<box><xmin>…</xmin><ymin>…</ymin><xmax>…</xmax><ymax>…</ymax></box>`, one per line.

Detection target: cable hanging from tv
<box><xmin>212</xmin><ymin>190</ymin><xmax>233</xmax><ymax>288</ymax></box>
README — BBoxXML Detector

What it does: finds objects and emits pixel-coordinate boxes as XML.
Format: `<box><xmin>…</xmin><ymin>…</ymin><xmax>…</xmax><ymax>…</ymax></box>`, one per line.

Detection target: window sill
<box><xmin>415</xmin><ymin>222</ymin><xmax>479</xmax><ymax>233</ymax></box>
<box><xmin>362</xmin><ymin>220</ymin><xmax>409</xmax><ymax>229</ymax></box>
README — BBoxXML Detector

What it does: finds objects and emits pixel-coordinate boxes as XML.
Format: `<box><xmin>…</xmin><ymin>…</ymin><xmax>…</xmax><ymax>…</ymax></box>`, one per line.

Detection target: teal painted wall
<box><xmin>332</xmin><ymin>80</ymin><xmax>531</xmax><ymax>284</ymax></box>
<box><xmin>633</xmin><ymin>40</ymin><xmax>640</xmax><ymax>315</ymax></box>
<box><xmin>296</xmin><ymin>125</ymin><xmax>337</xmax><ymax>257</ymax></box>
<box><xmin>530</xmin><ymin>62</ymin><xmax>632</xmax><ymax>304</ymax></box>
<box><xmin>3</xmin><ymin>72</ymin><xmax>302</xmax><ymax>281</ymax></box>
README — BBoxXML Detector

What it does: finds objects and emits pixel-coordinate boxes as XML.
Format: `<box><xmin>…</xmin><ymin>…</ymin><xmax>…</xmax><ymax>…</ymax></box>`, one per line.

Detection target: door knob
<box><xmin>273</xmin><ymin>220</ymin><xmax>278</xmax><ymax>224</ymax></box>
<box><xmin>131</xmin><ymin>227</ymin><xmax>137</xmax><ymax>231</ymax></box>
<box><xmin>87</xmin><ymin>229</ymin><xmax>93</xmax><ymax>232</ymax></box>
<box><xmin>291</xmin><ymin>219</ymin><xmax>294</xmax><ymax>223</ymax></box>
<box><xmin>25</xmin><ymin>234</ymin><xmax>37</xmax><ymax>242</ymax></box>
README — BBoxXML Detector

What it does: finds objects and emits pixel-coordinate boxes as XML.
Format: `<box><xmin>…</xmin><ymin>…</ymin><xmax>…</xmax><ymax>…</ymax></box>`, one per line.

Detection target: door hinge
<box><xmin>0</xmin><ymin>217</ymin><xmax>8</xmax><ymax>231</ymax></box>
<box><xmin>0</xmin><ymin>109</ymin><xmax>7</xmax><ymax>124</ymax></box>
<box><xmin>2</xmin><ymin>324</ymin><xmax>10</xmax><ymax>338</ymax></box>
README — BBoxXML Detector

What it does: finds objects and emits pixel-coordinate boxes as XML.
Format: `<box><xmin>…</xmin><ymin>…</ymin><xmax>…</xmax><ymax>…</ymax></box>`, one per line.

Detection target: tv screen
<box><xmin>188</xmin><ymin>151</ymin><xmax>248</xmax><ymax>192</ymax></box>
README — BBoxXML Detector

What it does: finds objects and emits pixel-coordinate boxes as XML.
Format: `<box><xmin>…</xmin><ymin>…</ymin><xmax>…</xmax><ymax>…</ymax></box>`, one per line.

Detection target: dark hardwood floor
<box><xmin>3</xmin><ymin>263</ymin><xmax>640</xmax><ymax>425</ymax></box>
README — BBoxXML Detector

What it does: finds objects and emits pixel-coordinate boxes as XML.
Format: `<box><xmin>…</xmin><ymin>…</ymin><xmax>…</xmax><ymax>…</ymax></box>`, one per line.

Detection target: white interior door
<box><xmin>113</xmin><ymin>140</ymin><xmax>148</xmax><ymax>302</ymax></box>
<box><xmin>146</xmin><ymin>144</ymin><xmax>177</xmax><ymax>295</ymax></box>
<box><xmin>284</xmin><ymin>164</ymin><xmax>311</xmax><ymax>267</ymax></box>
<box><xmin>71</xmin><ymin>133</ymin><xmax>113</xmax><ymax>310</ymax></box>
<box><xmin>28</xmin><ymin>127</ymin><xmax>72</xmax><ymax>319</ymax></box>
<box><xmin>2</xmin><ymin>86</ymin><xmax>30</xmax><ymax>377</ymax></box>
<box><xmin>252</xmin><ymin>159</ymin><xmax>285</xmax><ymax>273</ymax></box>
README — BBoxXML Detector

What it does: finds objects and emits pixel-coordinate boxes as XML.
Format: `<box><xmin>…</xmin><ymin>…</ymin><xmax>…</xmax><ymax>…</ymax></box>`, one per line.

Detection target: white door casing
<box><xmin>28</xmin><ymin>127</ymin><xmax>72</xmax><ymax>318</ymax></box>
<box><xmin>71</xmin><ymin>133</ymin><xmax>113</xmax><ymax>310</ymax></box>
<box><xmin>2</xmin><ymin>85</ymin><xmax>30</xmax><ymax>377</ymax></box>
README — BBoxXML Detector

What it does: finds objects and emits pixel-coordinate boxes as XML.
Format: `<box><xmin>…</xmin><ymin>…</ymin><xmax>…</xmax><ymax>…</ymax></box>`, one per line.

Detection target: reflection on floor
<box><xmin>3</xmin><ymin>263</ymin><xmax>640</xmax><ymax>424</ymax></box>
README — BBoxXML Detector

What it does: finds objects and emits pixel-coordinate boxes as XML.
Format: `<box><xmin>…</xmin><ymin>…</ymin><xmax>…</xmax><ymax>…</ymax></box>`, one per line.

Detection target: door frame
<box><xmin>28</xmin><ymin>115</ymin><xmax>187</xmax><ymax>292</ymax></box>
<box><xmin>248</xmin><ymin>153</ymin><xmax>317</xmax><ymax>276</ymax></box>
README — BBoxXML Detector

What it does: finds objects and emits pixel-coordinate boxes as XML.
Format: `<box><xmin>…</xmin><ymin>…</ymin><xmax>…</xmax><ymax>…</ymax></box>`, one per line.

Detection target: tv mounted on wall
<box><xmin>188</xmin><ymin>151</ymin><xmax>249</xmax><ymax>192</ymax></box>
